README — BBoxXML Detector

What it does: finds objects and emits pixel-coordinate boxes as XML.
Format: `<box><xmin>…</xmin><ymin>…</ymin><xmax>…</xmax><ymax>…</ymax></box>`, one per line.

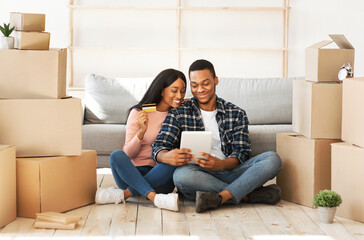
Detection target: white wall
<box><xmin>1</xmin><ymin>0</ymin><xmax>364</xmax><ymax>87</ymax></box>
<box><xmin>0</xmin><ymin>0</ymin><xmax>69</xmax><ymax>48</ymax></box>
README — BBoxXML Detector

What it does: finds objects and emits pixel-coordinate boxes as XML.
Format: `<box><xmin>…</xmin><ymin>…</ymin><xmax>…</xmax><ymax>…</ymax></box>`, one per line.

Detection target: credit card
<box><xmin>142</xmin><ymin>103</ymin><xmax>156</xmax><ymax>112</ymax></box>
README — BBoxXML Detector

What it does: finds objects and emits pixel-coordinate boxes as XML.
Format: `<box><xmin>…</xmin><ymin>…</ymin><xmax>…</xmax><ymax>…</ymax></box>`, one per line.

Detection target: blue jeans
<box><xmin>173</xmin><ymin>151</ymin><xmax>282</xmax><ymax>204</ymax></box>
<box><xmin>110</xmin><ymin>150</ymin><xmax>176</xmax><ymax>198</ymax></box>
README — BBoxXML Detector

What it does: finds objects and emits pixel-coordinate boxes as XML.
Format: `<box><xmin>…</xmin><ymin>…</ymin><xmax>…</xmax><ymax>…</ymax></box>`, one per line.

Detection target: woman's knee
<box><xmin>109</xmin><ymin>149</ymin><xmax>129</xmax><ymax>167</ymax></box>
<box><xmin>155</xmin><ymin>162</ymin><xmax>177</xmax><ymax>172</ymax></box>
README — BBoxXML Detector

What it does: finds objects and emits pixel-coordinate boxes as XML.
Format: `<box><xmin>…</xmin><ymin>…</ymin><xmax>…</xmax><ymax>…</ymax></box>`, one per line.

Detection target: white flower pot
<box><xmin>1</xmin><ymin>36</ymin><xmax>14</xmax><ymax>49</ymax></box>
<box><xmin>318</xmin><ymin>206</ymin><xmax>337</xmax><ymax>223</ymax></box>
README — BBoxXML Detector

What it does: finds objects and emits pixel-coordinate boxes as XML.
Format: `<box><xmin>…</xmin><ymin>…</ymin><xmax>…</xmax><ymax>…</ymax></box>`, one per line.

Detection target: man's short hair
<box><xmin>189</xmin><ymin>59</ymin><xmax>216</xmax><ymax>79</ymax></box>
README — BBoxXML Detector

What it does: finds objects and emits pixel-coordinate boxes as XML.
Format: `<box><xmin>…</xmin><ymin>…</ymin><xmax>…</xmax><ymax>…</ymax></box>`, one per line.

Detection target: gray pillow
<box><xmin>84</xmin><ymin>74</ymin><xmax>153</xmax><ymax>124</ymax></box>
<box><xmin>186</xmin><ymin>77</ymin><xmax>304</xmax><ymax>125</ymax></box>
<box><xmin>215</xmin><ymin>77</ymin><xmax>304</xmax><ymax>125</ymax></box>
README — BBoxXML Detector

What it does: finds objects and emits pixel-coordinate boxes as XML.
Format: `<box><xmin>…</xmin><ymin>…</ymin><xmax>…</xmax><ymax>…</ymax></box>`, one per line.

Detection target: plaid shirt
<box><xmin>152</xmin><ymin>96</ymin><xmax>251</xmax><ymax>164</ymax></box>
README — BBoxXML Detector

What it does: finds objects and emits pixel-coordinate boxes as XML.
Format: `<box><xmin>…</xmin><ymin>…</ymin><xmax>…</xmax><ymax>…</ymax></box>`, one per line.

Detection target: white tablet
<box><xmin>180</xmin><ymin>131</ymin><xmax>212</xmax><ymax>163</ymax></box>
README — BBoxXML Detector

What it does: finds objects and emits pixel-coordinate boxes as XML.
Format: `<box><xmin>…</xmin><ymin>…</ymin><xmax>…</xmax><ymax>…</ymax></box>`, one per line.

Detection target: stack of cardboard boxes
<box><xmin>276</xmin><ymin>34</ymin><xmax>354</xmax><ymax>207</ymax></box>
<box><xmin>332</xmin><ymin>77</ymin><xmax>364</xmax><ymax>222</ymax></box>
<box><xmin>0</xmin><ymin>13</ymin><xmax>97</xmax><ymax>226</ymax></box>
<box><xmin>10</xmin><ymin>12</ymin><xmax>50</xmax><ymax>50</ymax></box>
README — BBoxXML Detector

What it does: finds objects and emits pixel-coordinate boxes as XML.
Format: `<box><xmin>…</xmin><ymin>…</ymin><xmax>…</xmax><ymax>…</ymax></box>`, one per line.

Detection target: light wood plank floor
<box><xmin>1</xmin><ymin>168</ymin><xmax>364</xmax><ymax>240</ymax></box>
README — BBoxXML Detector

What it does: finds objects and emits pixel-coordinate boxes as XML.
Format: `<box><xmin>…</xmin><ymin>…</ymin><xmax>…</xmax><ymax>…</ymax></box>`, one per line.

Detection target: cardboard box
<box><xmin>0</xmin><ymin>98</ymin><xmax>82</xmax><ymax>157</ymax></box>
<box><xmin>17</xmin><ymin>150</ymin><xmax>97</xmax><ymax>218</ymax></box>
<box><xmin>0</xmin><ymin>145</ymin><xmax>16</xmax><ymax>227</ymax></box>
<box><xmin>0</xmin><ymin>49</ymin><xmax>67</xmax><ymax>99</ymax></box>
<box><xmin>332</xmin><ymin>142</ymin><xmax>364</xmax><ymax>222</ymax></box>
<box><xmin>10</xmin><ymin>12</ymin><xmax>45</xmax><ymax>31</ymax></box>
<box><xmin>292</xmin><ymin>80</ymin><xmax>342</xmax><ymax>139</ymax></box>
<box><xmin>276</xmin><ymin>133</ymin><xmax>340</xmax><ymax>207</ymax></box>
<box><xmin>14</xmin><ymin>31</ymin><xmax>50</xmax><ymax>50</ymax></box>
<box><xmin>342</xmin><ymin>78</ymin><xmax>364</xmax><ymax>148</ymax></box>
<box><xmin>305</xmin><ymin>34</ymin><xmax>354</xmax><ymax>82</ymax></box>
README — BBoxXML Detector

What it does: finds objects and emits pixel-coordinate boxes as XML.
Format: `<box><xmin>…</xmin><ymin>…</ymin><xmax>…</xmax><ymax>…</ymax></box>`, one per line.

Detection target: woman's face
<box><xmin>159</xmin><ymin>78</ymin><xmax>186</xmax><ymax>110</ymax></box>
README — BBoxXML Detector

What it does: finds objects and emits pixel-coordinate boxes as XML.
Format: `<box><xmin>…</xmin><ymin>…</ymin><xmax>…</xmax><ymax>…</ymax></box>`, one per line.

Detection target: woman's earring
<box><xmin>338</xmin><ymin>63</ymin><xmax>353</xmax><ymax>81</ymax></box>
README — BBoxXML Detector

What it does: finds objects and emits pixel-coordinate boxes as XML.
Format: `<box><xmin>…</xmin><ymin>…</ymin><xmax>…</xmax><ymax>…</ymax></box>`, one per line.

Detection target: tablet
<box><xmin>180</xmin><ymin>131</ymin><xmax>212</xmax><ymax>163</ymax></box>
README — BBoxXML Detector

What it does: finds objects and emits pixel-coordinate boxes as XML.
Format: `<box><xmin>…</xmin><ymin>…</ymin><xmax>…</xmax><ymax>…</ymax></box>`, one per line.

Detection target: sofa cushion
<box><xmin>84</xmin><ymin>74</ymin><xmax>153</xmax><ymax>124</ymax></box>
<box><xmin>186</xmin><ymin>77</ymin><xmax>303</xmax><ymax>125</ymax></box>
<box><xmin>219</xmin><ymin>77</ymin><xmax>304</xmax><ymax>125</ymax></box>
<box><xmin>96</xmin><ymin>155</ymin><xmax>112</xmax><ymax>168</ymax></box>
<box><xmin>249</xmin><ymin>124</ymin><xmax>292</xmax><ymax>156</ymax></box>
<box><xmin>82</xmin><ymin>124</ymin><xmax>126</xmax><ymax>155</ymax></box>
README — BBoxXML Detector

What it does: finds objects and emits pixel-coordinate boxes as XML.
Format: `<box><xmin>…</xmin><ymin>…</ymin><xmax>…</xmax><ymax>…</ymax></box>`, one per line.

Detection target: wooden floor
<box><xmin>1</xmin><ymin>169</ymin><xmax>364</xmax><ymax>240</ymax></box>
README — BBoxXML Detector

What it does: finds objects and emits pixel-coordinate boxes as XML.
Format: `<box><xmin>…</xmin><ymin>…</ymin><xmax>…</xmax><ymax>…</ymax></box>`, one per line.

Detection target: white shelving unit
<box><xmin>68</xmin><ymin>0</ymin><xmax>290</xmax><ymax>88</ymax></box>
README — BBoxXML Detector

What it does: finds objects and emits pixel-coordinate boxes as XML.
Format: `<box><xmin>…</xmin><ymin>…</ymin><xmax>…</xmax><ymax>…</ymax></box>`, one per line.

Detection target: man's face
<box><xmin>189</xmin><ymin>69</ymin><xmax>218</xmax><ymax>105</ymax></box>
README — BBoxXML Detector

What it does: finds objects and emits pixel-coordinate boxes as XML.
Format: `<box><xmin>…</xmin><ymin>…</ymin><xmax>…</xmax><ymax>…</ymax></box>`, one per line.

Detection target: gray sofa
<box><xmin>82</xmin><ymin>74</ymin><xmax>303</xmax><ymax>168</ymax></box>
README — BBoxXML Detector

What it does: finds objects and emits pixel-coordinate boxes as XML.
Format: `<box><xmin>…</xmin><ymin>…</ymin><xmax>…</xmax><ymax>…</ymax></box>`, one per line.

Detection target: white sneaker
<box><xmin>154</xmin><ymin>193</ymin><xmax>179</xmax><ymax>211</ymax></box>
<box><xmin>95</xmin><ymin>187</ymin><xmax>125</xmax><ymax>205</ymax></box>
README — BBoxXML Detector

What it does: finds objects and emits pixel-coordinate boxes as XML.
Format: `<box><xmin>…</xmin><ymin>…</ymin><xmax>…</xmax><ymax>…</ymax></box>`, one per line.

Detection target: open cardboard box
<box><xmin>305</xmin><ymin>34</ymin><xmax>354</xmax><ymax>82</ymax></box>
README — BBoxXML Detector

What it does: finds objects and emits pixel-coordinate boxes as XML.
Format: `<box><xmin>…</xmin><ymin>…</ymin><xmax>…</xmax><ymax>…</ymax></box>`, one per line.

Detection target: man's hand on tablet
<box><xmin>157</xmin><ymin>148</ymin><xmax>194</xmax><ymax>166</ymax></box>
<box><xmin>195</xmin><ymin>153</ymin><xmax>224</xmax><ymax>171</ymax></box>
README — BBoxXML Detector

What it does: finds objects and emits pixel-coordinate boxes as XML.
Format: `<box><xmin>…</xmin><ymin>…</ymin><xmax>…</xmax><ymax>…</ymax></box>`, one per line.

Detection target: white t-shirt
<box><xmin>200</xmin><ymin>109</ymin><xmax>226</xmax><ymax>160</ymax></box>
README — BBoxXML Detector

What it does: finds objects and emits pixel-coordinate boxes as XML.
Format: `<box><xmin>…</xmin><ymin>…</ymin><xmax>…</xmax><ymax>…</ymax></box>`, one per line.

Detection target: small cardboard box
<box><xmin>0</xmin><ymin>145</ymin><xmax>16</xmax><ymax>227</ymax></box>
<box><xmin>332</xmin><ymin>142</ymin><xmax>364</xmax><ymax>222</ymax></box>
<box><xmin>342</xmin><ymin>78</ymin><xmax>364</xmax><ymax>148</ymax></box>
<box><xmin>0</xmin><ymin>98</ymin><xmax>82</xmax><ymax>157</ymax></box>
<box><xmin>17</xmin><ymin>150</ymin><xmax>97</xmax><ymax>218</ymax></box>
<box><xmin>0</xmin><ymin>49</ymin><xmax>67</xmax><ymax>99</ymax></box>
<box><xmin>10</xmin><ymin>12</ymin><xmax>45</xmax><ymax>31</ymax></box>
<box><xmin>276</xmin><ymin>133</ymin><xmax>340</xmax><ymax>207</ymax></box>
<box><xmin>14</xmin><ymin>31</ymin><xmax>50</xmax><ymax>50</ymax></box>
<box><xmin>292</xmin><ymin>80</ymin><xmax>342</xmax><ymax>139</ymax></box>
<box><xmin>305</xmin><ymin>34</ymin><xmax>354</xmax><ymax>82</ymax></box>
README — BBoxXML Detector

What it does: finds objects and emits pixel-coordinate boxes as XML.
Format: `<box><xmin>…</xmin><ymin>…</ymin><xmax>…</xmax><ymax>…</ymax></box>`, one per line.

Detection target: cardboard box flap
<box><xmin>307</xmin><ymin>40</ymin><xmax>332</xmax><ymax>49</ymax></box>
<box><xmin>329</xmin><ymin>34</ymin><xmax>354</xmax><ymax>49</ymax></box>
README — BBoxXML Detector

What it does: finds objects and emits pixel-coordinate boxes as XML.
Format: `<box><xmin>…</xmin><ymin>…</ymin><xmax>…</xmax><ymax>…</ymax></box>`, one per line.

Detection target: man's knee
<box><xmin>264</xmin><ymin>151</ymin><xmax>282</xmax><ymax>173</ymax></box>
<box><xmin>173</xmin><ymin>165</ymin><xmax>195</xmax><ymax>187</ymax></box>
<box><xmin>173</xmin><ymin>166</ymin><xmax>199</xmax><ymax>200</ymax></box>
<box><xmin>173</xmin><ymin>166</ymin><xmax>188</xmax><ymax>186</ymax></box>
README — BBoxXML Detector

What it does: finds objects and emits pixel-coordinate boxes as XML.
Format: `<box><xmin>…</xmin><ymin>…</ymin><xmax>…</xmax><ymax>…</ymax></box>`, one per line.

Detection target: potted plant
<box><xmin>0</xmin><ymin>23</ymin><xmax>15</xmax><ymax>49</ymax></box>
<box><xmin>312</xmin><ymin>189</ymin><xmax>342</xmax><ymax>224</ymax></box>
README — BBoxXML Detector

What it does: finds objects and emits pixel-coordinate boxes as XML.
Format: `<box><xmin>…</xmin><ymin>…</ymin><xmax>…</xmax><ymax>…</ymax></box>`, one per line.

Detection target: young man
<box><xmin>152</xmin><ymin>59</ymin><xmax>282</xmax><ymax>213</ymax></box>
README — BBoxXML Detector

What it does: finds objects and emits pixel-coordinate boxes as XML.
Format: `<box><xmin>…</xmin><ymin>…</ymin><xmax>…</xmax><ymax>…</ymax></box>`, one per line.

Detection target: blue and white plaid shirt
<box><xmin>152</xmin><ymin>96</ymin><xmax>251</xmax><ymax>164</ymax></box>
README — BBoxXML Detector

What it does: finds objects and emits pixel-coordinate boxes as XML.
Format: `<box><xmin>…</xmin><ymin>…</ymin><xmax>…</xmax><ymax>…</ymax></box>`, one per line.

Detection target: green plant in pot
<box><xmin>0</xmin><ymin>23</ymin><xmax>15</xmax><ymax>49</ymax></box>
<box><xmin>313</xmin><ymin>189</ymin><xmax>342</xmax><ymax>224</ymax></box>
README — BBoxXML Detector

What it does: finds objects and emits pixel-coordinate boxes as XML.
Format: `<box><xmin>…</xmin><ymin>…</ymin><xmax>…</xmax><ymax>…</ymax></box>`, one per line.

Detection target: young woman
<box><xmin>95</xmin><ymin>69</ymin><xmax>188</xmax><ymax>211</ymax></box>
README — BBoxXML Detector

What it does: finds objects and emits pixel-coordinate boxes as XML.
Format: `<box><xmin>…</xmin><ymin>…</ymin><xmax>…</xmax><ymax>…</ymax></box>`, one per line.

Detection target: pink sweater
<box><xmin>123</xmin><ymin>109</ymin><xmax>168</xmax><ymax>167</ymax></box>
